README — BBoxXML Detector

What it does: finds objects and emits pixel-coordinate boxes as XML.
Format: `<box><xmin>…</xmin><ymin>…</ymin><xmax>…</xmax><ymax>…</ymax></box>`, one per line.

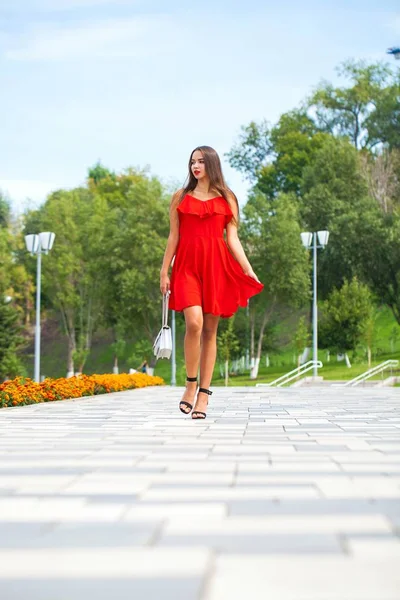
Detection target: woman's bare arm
<box><xmin>160</xmin><ymin>190</ymin><xmax>181</xmax><ymax>293</ymax></box>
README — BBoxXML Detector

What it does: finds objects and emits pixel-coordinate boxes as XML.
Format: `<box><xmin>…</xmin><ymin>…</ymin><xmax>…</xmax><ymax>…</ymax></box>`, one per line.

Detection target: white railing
<box><xmin>337</xmin><ymin>360</ymin><xmax>399</xmax><ymax>387</ymax></box>
<box><xmin>256</xmin><ymin>360</ymin><xmax>323</xmax><ymax>388</ymax></box>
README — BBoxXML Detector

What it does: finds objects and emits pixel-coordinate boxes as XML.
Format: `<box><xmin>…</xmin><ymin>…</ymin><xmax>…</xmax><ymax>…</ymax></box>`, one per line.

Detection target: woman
<box><xmin>160</xmin><ymin>146</ymin><xmax>263</xmax><ymax>419</ymax></box>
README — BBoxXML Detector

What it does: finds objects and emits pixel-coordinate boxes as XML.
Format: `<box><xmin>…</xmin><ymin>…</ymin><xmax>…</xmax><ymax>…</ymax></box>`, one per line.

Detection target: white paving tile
<box><xmin>164</xmin><ymin>514</ymin><xmax>392</xmax><ymax>535</ymax></box>
<box><xmin>0</xmin><ymin>547</ymin><xmax>210</xmax><ymax>577</ymax></box>
<box><xmin>205</xmin><ymin>554</ymin><xmax>400</xmax><ymax>600</ymax></box>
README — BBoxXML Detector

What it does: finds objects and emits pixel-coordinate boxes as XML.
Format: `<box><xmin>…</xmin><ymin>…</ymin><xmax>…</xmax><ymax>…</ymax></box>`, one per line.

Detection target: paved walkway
<box><xmin>0</xmin><ymin>385</ymin><xmax>399</xmax><ymax>600</ymax></box>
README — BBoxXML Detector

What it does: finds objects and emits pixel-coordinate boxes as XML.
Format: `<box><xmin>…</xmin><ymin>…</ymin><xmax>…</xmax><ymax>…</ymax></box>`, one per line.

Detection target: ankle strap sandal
<box><xmin>192</xmin><ymin>388</ymin><xmax>212</xmax><ymax>420</ymax></box>
<box><xmin>179</xmin><ymin>376</ymin><xmax>198</xmax><ymax>414</ymax></box>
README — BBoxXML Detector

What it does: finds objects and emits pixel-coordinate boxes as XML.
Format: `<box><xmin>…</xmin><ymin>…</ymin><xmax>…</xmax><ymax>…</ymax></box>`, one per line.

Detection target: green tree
<box><xmin>94</xmin><ymin>169</ymin><xmax>170</xmax><ymax>368</ymax></box>
<box><xmin>241</xmin><ymin>192</ymin><xmax>310</xmax><ymax>377</ymax></box>
<box><xmin>0</xmin><ymin>199</ymin><xmax>33</xmax><ymax>332</ymax></box>
<box><xmin>256</xmin><ymin>112</ymin><xmax>329</xmax><ymax>198</ymax></box>
<box><xmin>227</xmin><ymin>111</ymin><xmax>330</xmax><ymax>199</ymax></box>
<box><xmin>389</xmin><ymin>326</ymin><xmax>399</xmax><ymax>353</ymax></box>
<box><xmin>87</xmin><ymin>161</ymin><xmax>116</xmax><ymax>185</ymax></box>
<box><xmin>226</xmin><ymin>120</ymin><xmax>271</xmax><ymax>182</ymax></box>
<box><xmin>24</xmin><ymin>187</ymin><xmax>108</xmax><ymax>375</ymax></box>
<box><xmin>0</xmin><ymin>299</ymin><xmax>25</xmax><ymax>380</ymax></box>
<box><xmin>0</xmin><ymin>192</ymin><xmax>10</xmax><ymax>228</ymax></box>
<box><xmin>362</xmin><ymin>311</ymin><xmax>378</xmax><ymax>369</ymax></box>
<box><xmin>293</xmin><ymin>316</ymin><xmax>311</xmax><ymax>368</ymax></box>
<box><xmin>365</xmin><ymin>77</ymin><xmax>400</xmax><ymax>150</ymax></box>
<box><xmin>301</xmin><ymin>136</ymin><xmax>368</xmax><ymax>230</ymax></box>
<box><xmin>320</xmin><ymin>278</ymin><xmax>373</xmax><ymax>365</ymax></box>
<box><xmin>360</xmin><ymin>149</ymin><xmax>400</xmax><ymax>214</ymax></box>
<box><xmin>299</xmin><ymin>136</ymin><xmax>381</xmax><ymax>300</ymax></box>
<box><xmin>217</xmin><ymin>317</ymin><xmax>240</xmax><ymax>386</ymax></box>
<box><xmin>309</xmin><ymin>59</ymin><xmax>397</xmax><ymax>149</ymax></box>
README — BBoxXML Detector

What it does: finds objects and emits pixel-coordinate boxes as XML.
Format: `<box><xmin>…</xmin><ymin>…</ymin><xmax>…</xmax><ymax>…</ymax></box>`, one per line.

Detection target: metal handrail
<box><xmin>338</xmin><ymin>359</ymin><xmax>399</xmax><ymax>387</ymax></box>
<box><xmin>256</xmin><ymin>360</ymin><xmax>323</xmax><ymax>388</ymax></box>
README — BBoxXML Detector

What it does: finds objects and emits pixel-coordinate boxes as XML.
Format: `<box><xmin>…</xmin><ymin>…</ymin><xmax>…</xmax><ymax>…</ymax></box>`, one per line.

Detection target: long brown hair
<box><xmin>180</xmin><ymin>145</ymin><xmax>239</xmax><ymax>225</ymax></box>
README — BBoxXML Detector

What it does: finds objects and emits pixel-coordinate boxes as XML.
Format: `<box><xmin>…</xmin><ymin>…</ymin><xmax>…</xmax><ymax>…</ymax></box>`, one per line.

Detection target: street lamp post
<box><xmin>171</xmin><ymin>308</ymin><xmax>176</xmax><ymax>386</ymax></box>
<box><xmin>301</xmin><ymin>230</ymin><xmax>329</xmax><ymax>379</ymax></box>
<box><xmin>25</xmin><ymin>232</ymin><xmax>55</xmax><ymax>382</ymax></box>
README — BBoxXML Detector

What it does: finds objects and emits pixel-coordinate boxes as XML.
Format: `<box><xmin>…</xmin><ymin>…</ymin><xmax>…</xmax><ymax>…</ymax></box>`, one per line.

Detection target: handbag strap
<box><xmin>162</xmin><ymin>291</ymin><xmax>170</xmax><ymax>327</ymax></box>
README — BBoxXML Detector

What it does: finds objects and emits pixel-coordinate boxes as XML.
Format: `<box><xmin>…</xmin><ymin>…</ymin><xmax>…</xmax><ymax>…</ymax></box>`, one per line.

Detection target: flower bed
<box><xmin>0</xmin><ymin>373</ymin><xmax>164</xmax><ymax>408</ymax></box>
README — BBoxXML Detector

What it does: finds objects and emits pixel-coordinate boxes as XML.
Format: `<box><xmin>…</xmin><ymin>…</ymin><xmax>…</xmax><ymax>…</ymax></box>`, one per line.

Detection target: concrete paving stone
<box><xmin>369</xmin><ymin>499</ymin><xmax>400</xmax><ymax>517</ymax></box>
<box><xmin>159</xmin><ymin>532</ymin><xmax>342</xmax><ymax>554</ymax></box>
<box><xmin>210</xmin><ymin>444</ymin><xmax>283</xmax><ymax>453</ymax></box>
<box><xmin>0</xmin><ymin>578</ymin><xmax>203</xmax><ymax>600</ymax></box>
<box><xmin>161</xmin><ymin>464</ymin><xmax>236</xmax><ymax>474</ymax></box>
<box><xmin>123</xmin><ymin>502</ymin><xmax>227</xmax><ymax>520</ymax></box>
<box><xmin>0</xmin><ymin>523</ymin><xmax>53</xmax><ymax>547</ymax></box>
<box><xmin>340</xmin><ymin>464</ymin><xmax>400</xmax><ymax>473</ymax></box>
<box><xmin>346</xmin><ymin>536</ymin><xmax>400</xmax><ymax>558</ymax></box>
<box><xmin>142</xmin><ymin>486</ymin><xmax>320</xmax><ymax>501</ymax></box>
<box><xmin>334</xmin><ymin>454</ymin><xmax>400</xmax><ymax>463</ymax></box>
<box><xmin>229</xmin><ymin>478</ymin><xmax>319</xmax><ymax>490</ymax></box>
<box><xmin>0</xmin><ymin>546</ymin><xmax>210</xmax><ymax>577</ymax></box>
<box><xmin>0</xmin><ymin>498</ymin><xmax>126</xmax><ymax>522</ymax></box>
<box><xmin>228</xmin><ymin>498</ymin><xmax>393</xmax><ymax>516</ymax></box>
<box><xmin>0</xmin><ymin>467</ymin><xmax>94</xmax><ymax>475</ymax></box>
<box><xmin>317</xmin><ymin>481</ymin><xmax>400</xmax><ymax>499</ymax></box>
<box><xmin>27</xmin><ymin>522</ymin><xmax>161</xmax><ymax>548</ymax></box>
<box><xmin>15</xmin><ymin>493</ymin><xmax>138</xmax><ymax>504</ymax></box>
<box><xmin>269</xmin><ymin>463</ymin><xmax>342</xmax><ymax>472</ymax></box>
<box><xmin>295</xmin><ymin>445</ymin><xmax>351</xmax><ymax>451</ymax></box>
<box><xmin>205</xmin><ymin>554</ymin><xmax>400</xmax><ymax>600</ymax></box>
<box><xmin>234</xmin><ymin>475</ymin><xmax>354</xmax><ymax>485</ymax></box>
<box><xmin>165</xmin><ymin>514</ymin><xmax>392</xmax><ymax>535</ymax></box>
<box><xmin>0</xmin><ymin>488</ymin><xmax>15</xmax><ymax>495</ymax></box>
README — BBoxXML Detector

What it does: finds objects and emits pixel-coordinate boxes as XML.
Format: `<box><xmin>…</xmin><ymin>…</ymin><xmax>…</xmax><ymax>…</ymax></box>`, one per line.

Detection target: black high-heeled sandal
<box><xmin>192</xmin><ymin>388</ymin><xmax>213</xmax><ymax>420</ymax></box>
<box><xmin>179</xmin><ymin>376</ymin><xmax>197</xmax><ymax>414</ymax></box>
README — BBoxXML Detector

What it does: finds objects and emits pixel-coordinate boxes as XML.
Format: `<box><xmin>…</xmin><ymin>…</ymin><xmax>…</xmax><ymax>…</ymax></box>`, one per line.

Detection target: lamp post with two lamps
<box><xmin>300</xmin><ymin>230</ymin><xmax>329</xmax><ymax>379</ymax></box>
<box><xmin>25</xmin><ymin>232</ymin><xmax>55</xmax><ymax>382</ymax></box>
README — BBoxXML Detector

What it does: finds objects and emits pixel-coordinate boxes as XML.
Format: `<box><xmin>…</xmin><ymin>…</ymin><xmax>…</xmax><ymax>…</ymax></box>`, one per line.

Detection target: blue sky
<box><xmin>1</xmin><ymin>0</ymin><xmax>399</xmax><ymax>212</ymax></box>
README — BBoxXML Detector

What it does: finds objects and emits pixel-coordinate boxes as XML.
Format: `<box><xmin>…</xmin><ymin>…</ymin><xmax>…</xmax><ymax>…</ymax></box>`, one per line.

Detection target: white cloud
<box><xmin>4</xmin><ymin>15</ymin><xmax>178</xmax><ymax>61</ymax></box>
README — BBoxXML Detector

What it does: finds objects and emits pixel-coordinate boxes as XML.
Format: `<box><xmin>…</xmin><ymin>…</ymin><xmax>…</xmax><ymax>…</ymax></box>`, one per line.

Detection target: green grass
<box><xmin>154</xmin><ymin>305</ymin><xmax>400</xmax><ymax>386</ymax></box>
<box><xmin>155</xmin><ymin>351</ymin><xmax>399</xmax><ymax>387</ymax></box>
<box><xmin>23</xmin><ymin>305</ymin><xmax>400</xmax><ymax>385</ymax></box>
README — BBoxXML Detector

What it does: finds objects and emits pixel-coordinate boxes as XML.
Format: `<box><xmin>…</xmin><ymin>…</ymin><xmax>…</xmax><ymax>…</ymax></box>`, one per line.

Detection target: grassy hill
<box><xmin>22</xmin><ymin>305</ymin><xmax>399</xmax><ymax>385</ymax></box>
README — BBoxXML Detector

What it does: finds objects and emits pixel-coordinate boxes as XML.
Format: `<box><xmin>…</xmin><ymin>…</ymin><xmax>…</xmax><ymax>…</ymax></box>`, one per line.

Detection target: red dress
<box><xmin>169</xmin><ymin>194</ymin><xmax>264</xmax><ymax>318</ymax></box>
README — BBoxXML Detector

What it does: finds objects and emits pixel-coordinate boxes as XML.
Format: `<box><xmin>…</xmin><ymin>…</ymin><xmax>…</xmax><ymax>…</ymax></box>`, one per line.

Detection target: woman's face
<box><xmin>191</xmin><ymin>150</ymin><xmax>206</xmax><ymax>180</ymax></box>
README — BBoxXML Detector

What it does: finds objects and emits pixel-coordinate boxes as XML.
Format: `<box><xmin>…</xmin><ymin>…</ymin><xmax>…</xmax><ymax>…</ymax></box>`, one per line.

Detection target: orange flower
<box><xmin>0</xmin><ymin>372</ymin><xmax>164</xmax><ymax>408</ymax></box>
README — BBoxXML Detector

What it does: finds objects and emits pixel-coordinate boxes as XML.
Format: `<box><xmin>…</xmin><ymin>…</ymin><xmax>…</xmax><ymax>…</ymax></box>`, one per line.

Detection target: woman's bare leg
<box><xmin>179</xmin><ymin>306</ymin><xmax>203</xmax><ymax>412</ymax></box>
<box><xmin>193</xmin><ymin>313</ymin><xmax>220</xmax><ymax>417</ymax></box>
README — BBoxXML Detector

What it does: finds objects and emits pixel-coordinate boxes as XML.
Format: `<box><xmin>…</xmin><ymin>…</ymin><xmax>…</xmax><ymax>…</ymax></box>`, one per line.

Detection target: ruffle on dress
<box><xmin>177</xmin><ymin>195</ymin><xmax>233</xmax><ymax>225</ymax></box>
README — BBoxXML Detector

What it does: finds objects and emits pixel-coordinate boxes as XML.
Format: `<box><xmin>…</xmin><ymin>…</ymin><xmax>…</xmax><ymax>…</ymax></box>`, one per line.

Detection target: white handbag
<box><xmin>153</xmin><ymin>291</ymin><xmax>173</xmax><ymax>360</ymax></box>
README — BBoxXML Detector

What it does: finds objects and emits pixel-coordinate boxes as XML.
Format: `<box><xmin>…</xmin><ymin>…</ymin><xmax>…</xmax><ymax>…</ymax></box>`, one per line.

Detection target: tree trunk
<box><xmin>225</xmin><ymin>359</ymin><xmax>229</xmax><ymax>387</ymax></box>
<box><xmin>250</xmin><ymin>310</ymin><xmax>255</xmax><ymax>367</ymax></box>
<box><xmin>250</xmin><ymin>299</ymin><xmax>276</xmax><ymax>379</ymax></box>
<box><xmin>367</xmin><ymin>346</ymin><xmax>371</xmax><ymax>369</ymax></box>
<box><xmin>113</xmin><ymin>355</ymin><xmax>119</xmax><ymax>374</ymax></box>
<box><xmin>67</xmin><ymin>335</ymin><xmax>75</xmax><ymax>378</ymax></box>
<box><xmin>345</xmin><ymin>353</ymin><xmax>352</xmax><ymax>368</ymax></box>
<box><xmin>250</xmin><ymin>357</ymin><xmax>260</xmax><ymax>379</ymax></box>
